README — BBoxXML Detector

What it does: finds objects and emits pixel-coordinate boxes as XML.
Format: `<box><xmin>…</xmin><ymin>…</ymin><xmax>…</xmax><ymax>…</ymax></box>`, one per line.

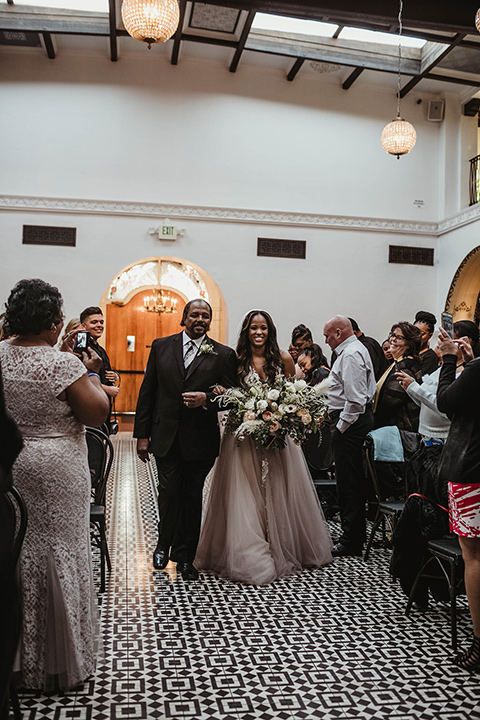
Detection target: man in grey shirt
<box><xmin>323</xmin><ymin>316</ymin><xmax>377</xmax><ymax>557</ymax></box>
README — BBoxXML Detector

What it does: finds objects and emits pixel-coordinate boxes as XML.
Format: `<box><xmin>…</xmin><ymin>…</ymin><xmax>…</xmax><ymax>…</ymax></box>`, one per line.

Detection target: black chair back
<box><xmin>86</xmin><ymin>427</ymin><xmax>113</xmax><ymax>506</ymax></box>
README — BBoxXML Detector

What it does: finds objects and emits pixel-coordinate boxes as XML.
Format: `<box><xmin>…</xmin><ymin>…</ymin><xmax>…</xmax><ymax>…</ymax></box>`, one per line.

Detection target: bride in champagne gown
<box><xmin>195</xmin><ymin>310</ymin><xmax>332</xmax><ymax>585</ymax></box>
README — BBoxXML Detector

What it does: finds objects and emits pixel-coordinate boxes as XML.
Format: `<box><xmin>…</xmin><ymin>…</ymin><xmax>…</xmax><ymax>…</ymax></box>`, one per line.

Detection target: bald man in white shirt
<box><xmin>323</xmin><ymin>316</ymin><xmax>377</xmax><ymax>557</ymax></box>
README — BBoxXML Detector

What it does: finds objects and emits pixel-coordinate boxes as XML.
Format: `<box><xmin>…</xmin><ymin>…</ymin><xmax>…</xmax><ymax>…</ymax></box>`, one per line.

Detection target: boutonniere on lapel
<box><xmin>198</xmin><ymin>339</ymin><xmax>217</xmax><ymax>356</ymax></box>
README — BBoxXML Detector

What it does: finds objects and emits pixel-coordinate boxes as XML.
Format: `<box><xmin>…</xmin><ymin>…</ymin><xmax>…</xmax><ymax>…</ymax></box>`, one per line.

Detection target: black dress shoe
<box><xmin>153</xmin><ymin>547</ymin><xmax>169</xmax><ymax>569</ymax></box>
<box><xmin>177</xmin><ymin>562</ymin><xmax>199</xmax><ymax>580</ymax></box>
<box><xmin>332</xmin><ymin>542</ymin><xmax>363</xmax><ymax>557</ymax></box>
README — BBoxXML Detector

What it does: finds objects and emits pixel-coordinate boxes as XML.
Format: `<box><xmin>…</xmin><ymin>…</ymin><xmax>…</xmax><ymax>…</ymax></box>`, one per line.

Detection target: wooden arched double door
<box><xmin>106</xmin><ymin>290</ymin><xmax>185</xmax><ymax>413</ymax></box>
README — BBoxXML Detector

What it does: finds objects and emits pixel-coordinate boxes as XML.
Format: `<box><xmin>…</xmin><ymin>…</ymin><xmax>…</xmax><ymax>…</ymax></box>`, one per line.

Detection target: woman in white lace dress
<box><xmin>0</xmin><ymin>279</ymin><xmax>109</xmax><ymax>691</ymax></box>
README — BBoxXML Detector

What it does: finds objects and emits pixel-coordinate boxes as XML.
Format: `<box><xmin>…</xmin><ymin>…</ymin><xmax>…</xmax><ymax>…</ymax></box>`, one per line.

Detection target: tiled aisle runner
<box><xmin>19</xmin><ymin>433</ymin><xmax>480</xmax><ymax>720</ymax></box>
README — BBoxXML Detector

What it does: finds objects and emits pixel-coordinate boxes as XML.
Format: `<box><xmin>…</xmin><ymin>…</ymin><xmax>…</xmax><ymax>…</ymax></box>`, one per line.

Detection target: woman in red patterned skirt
<box><xmin>437</xmin><ymin>327</ymin><xmax>480</xmax><ymax>672</ymax></box>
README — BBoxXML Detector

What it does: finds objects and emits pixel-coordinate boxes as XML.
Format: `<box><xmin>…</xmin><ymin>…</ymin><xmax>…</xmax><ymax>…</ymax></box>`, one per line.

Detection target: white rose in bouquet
<box><xmin>257</xmin><ymin>399</ymin><xmax>268</xmax><ymax>412</ymax></box>
<box><xmin>294</xmin><ymin>379</ymin><xmax>307</xmax><ymax>391</ymax></box>
<box><xmin>245</xmin><ymin>398</ymin><xmax>255</xmax><ymax>410</ymax></box>
<box><xmin>267</xmin><ymin>389</ymin><xmax>280</xmax><ymax>401</ymax></box>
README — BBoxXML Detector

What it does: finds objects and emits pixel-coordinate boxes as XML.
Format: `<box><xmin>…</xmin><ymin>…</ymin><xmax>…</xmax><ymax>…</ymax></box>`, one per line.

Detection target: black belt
<box><xmin>329</xmin><ymin>403</ymin><xmax>373</xmax><ymax>421</ymax></box>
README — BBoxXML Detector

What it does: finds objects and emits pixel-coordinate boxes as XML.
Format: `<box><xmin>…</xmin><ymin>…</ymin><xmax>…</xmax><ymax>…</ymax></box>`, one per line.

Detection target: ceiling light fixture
<box><xmin>381</xmin><ymin>0</ymin><xmax>416</xmax><ymax>159</ymax></box>
<box><xmin>121</xmin><ymin>0</ymin><xmax>180</xmax><ymax>49</ymax></box>
<box><xmin>476</xmin><ymin>9</ymin><xmax>480</xmax><ymax>33</ymax></box>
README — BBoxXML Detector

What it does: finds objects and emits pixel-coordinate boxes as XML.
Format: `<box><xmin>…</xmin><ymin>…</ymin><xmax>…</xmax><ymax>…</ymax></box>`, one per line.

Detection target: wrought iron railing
<box><xmin>469</xmin><ymin>154</ymin><xmax>480</xmax><ymax>205</ymax></box>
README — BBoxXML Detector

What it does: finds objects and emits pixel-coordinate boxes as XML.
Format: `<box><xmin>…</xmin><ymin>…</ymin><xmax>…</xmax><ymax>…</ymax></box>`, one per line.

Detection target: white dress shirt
<box><xmin>182</xmin><ymin>331</ymin><xmax>205</xmax><ymax>367</ymax></box>
<box><xmin>328</xmin><ymin>335</ymin><xmax>377</xmax><ymax>433</ymax></box>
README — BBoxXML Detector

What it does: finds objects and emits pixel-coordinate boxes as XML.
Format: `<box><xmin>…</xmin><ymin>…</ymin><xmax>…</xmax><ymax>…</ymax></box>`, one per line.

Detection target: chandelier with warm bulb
<box><xmin>121</xmin><ymin>0</ymin><xmax>180</xmax><ymax>49</ymax></box>
<box><xmin>381</xmin><ymin>0</ymin><xmax>417</xmax><ymax>159</ymax></box>
<box><xmin>143</xmin><ymin>291</ymin><xmax>178</xmax><ymax>314</ymax></box>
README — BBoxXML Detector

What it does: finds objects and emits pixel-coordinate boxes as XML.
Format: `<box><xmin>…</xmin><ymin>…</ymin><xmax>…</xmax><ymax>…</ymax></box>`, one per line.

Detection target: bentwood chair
<box><xmin>86</xmin><ymin>427</ymin><xmax>114</xmax><ymax>593</ymax></box>
<box><xmin>303</xmin><ymin>425</ymin><xmax>338</xmax><ymax>519</ymax></box>
<box><xmin>363</xmin><ymin>432</ymin><xmax>407</xmax><ymax>560</ymax></box>
<box><xmin>406</xmin><ymin>535</ymin><xmax>465</xmax><ymax>650</ymax></box>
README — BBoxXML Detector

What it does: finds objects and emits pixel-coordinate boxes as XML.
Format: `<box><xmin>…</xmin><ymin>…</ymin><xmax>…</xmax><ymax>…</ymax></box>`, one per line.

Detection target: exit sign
<box><xmin>161</xmin><ymin>224</ymin><xmax>177</xmax><ymax>239</ymax></box>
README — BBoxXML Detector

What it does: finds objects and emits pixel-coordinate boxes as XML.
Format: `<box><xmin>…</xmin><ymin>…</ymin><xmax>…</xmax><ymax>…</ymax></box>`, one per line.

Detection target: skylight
<box><xmin>251</xmin><ymin>12</ymin><xmax>426</xmax><ymax>49</ymax></box>
<box><xmin>252</xmin><ymin>13</ymin><xmax>338</xmax><ymax>39</ymax></box>
<box><xmin>9</xmin><ymin>0</ymin><xmax>108</xmax><ymax>11</ymax></box>
<box><xmin>339</xmin><ymin>26</ymin><xmax>426</xmax><ymax>49</ymax></box>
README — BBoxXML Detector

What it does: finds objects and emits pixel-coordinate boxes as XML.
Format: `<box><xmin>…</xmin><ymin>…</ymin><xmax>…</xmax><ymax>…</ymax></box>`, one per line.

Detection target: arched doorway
<box><xmin>100</xmin><ymin>257</ymin><xmax>228</xmax><ymax>413</ymax></box>
<box><xmin>445</xmin><ymin>246</ymin><xmax>480</xmax><ymax>324</ymax></box>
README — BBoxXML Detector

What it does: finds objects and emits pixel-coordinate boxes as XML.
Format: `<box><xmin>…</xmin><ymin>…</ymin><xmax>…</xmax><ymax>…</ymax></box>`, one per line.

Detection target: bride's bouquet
<box><xmin>218</xmin><ymin>370</ymin><xmax>329</xmax><ymax>450</ymax></box>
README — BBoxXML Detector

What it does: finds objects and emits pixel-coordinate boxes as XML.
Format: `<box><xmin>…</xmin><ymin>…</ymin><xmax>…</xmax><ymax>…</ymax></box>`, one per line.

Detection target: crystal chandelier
<box><xmin>381</xmin><ymin>0</ymin><xmax>417</xmax><ymax>159</ymax></box>
<box><xmin>476</xmin><ymin>9</ymin><xmax>480</xmax><ymax>33</ymax></box>
<box><xmin>143</xmin><ymin>291</ymin><xmax>178</xmax><ymax>314</ymax></box>
<box><xmin>121</xmin><ymin>0</ymin><xmax>180</xmax><ymax>49</ymax></box>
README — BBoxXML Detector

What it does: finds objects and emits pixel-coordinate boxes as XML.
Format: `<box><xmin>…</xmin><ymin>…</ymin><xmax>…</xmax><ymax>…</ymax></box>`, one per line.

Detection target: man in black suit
<box><xmin>134</xmin><ymin>299</ymin><xmax>237</xmax><ymax>580</ymax></box>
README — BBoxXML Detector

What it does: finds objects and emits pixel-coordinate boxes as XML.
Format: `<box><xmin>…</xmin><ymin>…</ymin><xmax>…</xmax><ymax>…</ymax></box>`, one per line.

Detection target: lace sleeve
<box><xmin>51</xmin><ymin>351</ymin><xmax>87</xmax><ymax>396</ymax></box>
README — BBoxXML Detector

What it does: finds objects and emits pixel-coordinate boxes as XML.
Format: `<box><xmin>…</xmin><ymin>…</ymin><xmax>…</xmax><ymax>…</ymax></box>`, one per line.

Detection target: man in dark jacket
<box><xmin>134</xmin><ymin>299</ymin><xmax>237</xmax><ymax>580</ymax></box>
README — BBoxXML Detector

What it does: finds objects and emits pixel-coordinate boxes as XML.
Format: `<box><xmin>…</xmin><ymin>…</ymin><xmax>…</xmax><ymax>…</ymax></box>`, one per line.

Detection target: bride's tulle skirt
<box><xmin>195</xmin><ymin>433</ymin><xmax>333</xmax><ymax>585</ymax></box>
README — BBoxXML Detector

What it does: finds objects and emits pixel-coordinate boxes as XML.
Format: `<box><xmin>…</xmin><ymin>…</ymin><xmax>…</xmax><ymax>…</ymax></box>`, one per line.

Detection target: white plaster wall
<box><xmin>436</xmin><ymin>218</ymin><xmax>480</xmax><ymax>312</ymax></box>
<box><xmin>0</xmin><ymin>50</ymin><xmax>441</xmax><ymax>221</ymax></box>
<box><xmin>0</xmin><ymin>208</ymin><xmax>438</xmax><ymax>350</ymax></box>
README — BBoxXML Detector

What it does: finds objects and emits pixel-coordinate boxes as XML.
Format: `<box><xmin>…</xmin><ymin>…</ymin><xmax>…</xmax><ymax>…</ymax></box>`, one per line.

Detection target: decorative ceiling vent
<box><xmin>23</xmin><ymin>225</ymin><xmax>76</xmax><ymax>248</ymax></box>
<box><xmin>257</xmin><ymin>238</ymin><xmax>306</xmax><ymax>259</ymax></box>
<box><xmin>189</xmin><ymin>2</ymin><xmax>240</xmax><ymax>34</ymax></box>
<box><xmin>0</xmin><ymin>30</ymin><xmax>41</xmax><ymax>47</ymax></box>
<box><xmin>310</xmin><ymin>61</ymin><xmax>342</xmax><ymax>74</ymax></box>
<box><xmin>389</xmin><ymin>245</ymin><xmax>434</xmax><ymax>266</ymax></box>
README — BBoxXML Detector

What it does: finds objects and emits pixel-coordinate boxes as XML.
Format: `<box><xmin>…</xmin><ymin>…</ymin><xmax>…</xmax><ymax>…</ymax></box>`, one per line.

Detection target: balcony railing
<box><xmin>469</xmin><ymin>154</ymin><xmax>480</xmax><ymax>206</ymax></box>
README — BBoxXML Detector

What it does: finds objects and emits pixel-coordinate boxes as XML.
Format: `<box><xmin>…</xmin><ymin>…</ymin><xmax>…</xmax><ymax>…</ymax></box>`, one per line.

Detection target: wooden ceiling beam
<box><xmin>230</xmin><ymin>10</ymin><xmax>256</xmax><ymax>72</ymax></box>
<box><xmin>286</xmin><ymin>57</ymin><xmax>305</xmax><ymax>81</ymax></box>
<box><xmin>342</xmin><ymin>66</ymin><xmax>364</xmax><ymax>89</ymax></box>
<box><xmin>171</xmin><ymin>0</ymin><xmax>188</xmax><ymax>66</ymax></box>
<box><xmin>108</xmin><ymin>0</ymin><xmax>117</xmax><ymax>62</ymax></box>
<box><xmin>42</xmin><ymin>32</ymin><xmax>55</xmax><ymax>59</ymax></box>
<box><xmin>400</xmin><ymin>33</ymin><xmax>467</xmax><ymax>97</ymax></box>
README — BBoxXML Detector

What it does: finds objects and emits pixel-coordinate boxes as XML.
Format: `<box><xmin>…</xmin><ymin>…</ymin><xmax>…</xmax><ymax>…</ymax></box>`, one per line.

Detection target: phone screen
<box><xmin>74</xmin><ymin>331</ymin><xmax>89</xmax><ymax>352</ymax></box>
<box><xmin>441</xmin><ymin>312</ymin><xmax>453</xmax><ymax>339</ymax></box>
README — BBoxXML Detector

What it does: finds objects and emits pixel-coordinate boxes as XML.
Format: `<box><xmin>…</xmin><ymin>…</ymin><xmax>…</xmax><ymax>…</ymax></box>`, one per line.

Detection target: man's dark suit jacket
<box><xmin>133</xmin><ymin>333</ymin><xmax>237</xmax><ymax>461</ymax></box>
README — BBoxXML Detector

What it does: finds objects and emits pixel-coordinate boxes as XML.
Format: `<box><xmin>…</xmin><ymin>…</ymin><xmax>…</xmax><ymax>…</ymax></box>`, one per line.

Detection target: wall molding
<box><xmin>1</xmin><ymin>193</ymin><xmax>480</xmax><ymax>237</ymax></box>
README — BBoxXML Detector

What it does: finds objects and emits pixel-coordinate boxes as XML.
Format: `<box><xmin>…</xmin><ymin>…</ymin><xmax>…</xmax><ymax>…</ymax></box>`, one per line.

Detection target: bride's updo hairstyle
<box><xmin>236</xmin><ymin>310</ymin><xmax>283</xmax><ymax>387</ymax></box>
<box><xmin>5</xmin><ymin>278</ymin><xmax>63</xmax><ymax>336</ymax></box>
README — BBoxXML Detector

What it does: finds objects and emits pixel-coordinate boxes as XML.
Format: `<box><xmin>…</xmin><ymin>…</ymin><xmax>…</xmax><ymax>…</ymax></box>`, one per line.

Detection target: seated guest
<box><xmin>0</xmin><ymin>279</ymin><xmax>110</xmax><ymax>691</ymax></box>
<box><xmin>382</xmin><ymin>339</ymin><xmax>393</xmax><ymax>364</ymax></box>
<box><xmin>374</xmin><ymin>322</ymin><xmax>423</xmax><ymax>432</ymax></box>
<box><xmin>414</xmin><ymin>310</ymin><xmax>439</xmax><ymax>375</ymax></box>
<box><xmin>436</xmin><ymin>326</ymin><xmax>480</xmax><ymax>671</ymax></box>
<box><xmin>291</xmin><ymin>323</ymin><xmax>313</xmax><ymax>351</ymax></box>
<box><xmin>297</xmin><ymin>343</ymin><xmax>330</xmax><ymax>384</ymax></box>
<box><xmin>348</xmin><ymin>318</ymin><xmax>387</xmax><ymax>380</ymax></box>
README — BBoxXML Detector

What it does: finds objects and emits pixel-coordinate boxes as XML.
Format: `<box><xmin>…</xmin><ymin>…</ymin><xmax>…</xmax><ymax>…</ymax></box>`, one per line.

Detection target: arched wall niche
<box><xmin>99</xmin><ymin>255</ymin><xmax>228</xmax><ymax>342</ymax></box>
<box><xmin>445</xmin><ymin>246</ymin><xmax>480</xmax><ymax>322</ymax></box>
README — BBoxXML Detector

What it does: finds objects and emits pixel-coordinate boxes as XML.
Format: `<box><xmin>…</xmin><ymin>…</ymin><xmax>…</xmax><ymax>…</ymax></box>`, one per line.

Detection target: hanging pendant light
<box><xmin>476</xmin><ymin>9</ymin><xmax>480</xmax><ymax>33</ymax></box>
<box><xmin>381</xmin><ymin>0</ymin><xmax>416</xmax><ymax>158</ymax></box>
<box><xmin>121</xmin><ymin>0</ymin><xmax>180</xmax><ymax>49</ymax></box>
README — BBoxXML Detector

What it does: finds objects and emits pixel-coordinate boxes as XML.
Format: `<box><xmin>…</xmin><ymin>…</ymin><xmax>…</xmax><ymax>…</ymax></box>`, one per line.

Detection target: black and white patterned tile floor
<box><xmin>17</xmin><ymin>433</ymin><xmax>480</xmax><ymax>720</ymax></box>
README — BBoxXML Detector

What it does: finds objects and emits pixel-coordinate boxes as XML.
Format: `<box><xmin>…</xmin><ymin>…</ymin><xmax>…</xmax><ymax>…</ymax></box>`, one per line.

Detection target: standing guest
<box><xmin>288</xmin><ymin>343</ymin><xmax>304</xmax><ymax>378</ymax></box>
<box><xmin>348</xmin><ymin>318</ymin><xmax>387</xmax><ymax>380</ymax></box>
<box><xmin>297</xmin><ymin>343</ymin><xmax>330</xmax><ymax>384</ymax></box>
<box><xmin>323</xmin><ymin>316</ymin><xmax>376</xmax><ymax>557</ymax></box>
<box><xmin>0</xmin><ymin>279</ymin><xmax>110</xmax><ymax>691</ymax></box>
<box><xmin>291</xmin><ymin>323</ymin><xmax>313</xmax><ymax>351</ymax></box>
<box><xmin>134</xmin><ymin>299</ymin><xmax>237</xmax><ymax>581</ymax></box>
<box><xmin>80</xmin><ymin>306</ymin><xmax>119</xmax><ymax>403</ymax></box>
<box><xmin>436</xmin><ymin>326</ymin><xmax>480</xmax><ymax>671</ymax></box>
<box><xmin>382</xmin><ymin>338</ymin><xmax>394</xmax><ymax>364</ymax></box>
<box><xmin>414</xmin><ymin>310</ymin><xmax>439</xmax><ymax>375</ymax></box>
<box><xmin>61</xmin><ymin>317</ymin><xmax>81</xmax><ymax>344</ymax></box>
<box><xmin>374</xmin><ymin>322</ymin><xmax>423</xmax><ymax>432</ymax></box>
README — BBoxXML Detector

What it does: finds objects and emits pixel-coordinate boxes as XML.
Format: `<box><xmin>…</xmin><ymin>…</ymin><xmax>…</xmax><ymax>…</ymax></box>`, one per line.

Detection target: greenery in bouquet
<box><xmin>218</xmin><ymin>370</ymin><xmax>329</xmax><ymax>450</ymax></box>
